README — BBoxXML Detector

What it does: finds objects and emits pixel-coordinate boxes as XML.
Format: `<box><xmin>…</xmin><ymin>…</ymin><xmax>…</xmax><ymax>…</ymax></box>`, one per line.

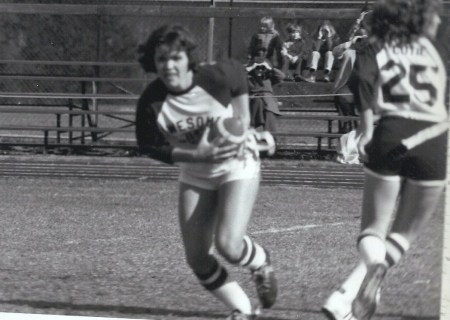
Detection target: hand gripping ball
<box><xmin>208</xmin><ymin>117</ymin><xmax>247</xmax><ymax>146</ymax></box>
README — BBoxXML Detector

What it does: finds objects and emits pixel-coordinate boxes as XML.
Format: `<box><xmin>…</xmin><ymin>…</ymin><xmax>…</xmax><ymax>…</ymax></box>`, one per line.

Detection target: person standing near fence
<box><xmin>135</xmin><ymin>24</ymin><xmax>277</xmax><ymax>320</ymax></box>
<box><xmin>248</xmin><ymin>16</ymin><xmax>283</xmax><ymax>69</ymax></box>
<box><xmin>322</xmin><ymin>1</ymin><xmax>448</xmax><ymax>319</ymax></box>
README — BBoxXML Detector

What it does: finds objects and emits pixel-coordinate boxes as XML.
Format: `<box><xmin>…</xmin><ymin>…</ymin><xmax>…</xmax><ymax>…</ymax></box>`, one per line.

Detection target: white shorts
<box><xmin>179</xmin><ymin>157</ymin><xmax>260</xmax><ymax>190</ymax></box>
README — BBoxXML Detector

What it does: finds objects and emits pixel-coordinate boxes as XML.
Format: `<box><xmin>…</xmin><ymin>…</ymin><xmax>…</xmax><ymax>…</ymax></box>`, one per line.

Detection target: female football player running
<box><xmin>135</xmin><ymin>24</ymin><xmax>277</xmax><ymax>320</ymax></box>
<box><xmin>322</xmin><ymin>1</ymin><xmax>447</xmax><ymax>320</ymax></box>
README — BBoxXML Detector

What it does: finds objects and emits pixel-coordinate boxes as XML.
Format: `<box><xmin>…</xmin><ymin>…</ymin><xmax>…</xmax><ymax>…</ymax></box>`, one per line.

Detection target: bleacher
<box><xmin>5</xmin><ymin>1</ymin><xmax>446</xmax><ymax>155</ymax></box>
<box><xmin>0</xmin><ymin>58</ymin><xmax>359</xmax><ymax>153</ymax></box>
<box><xmin>0</xmin><ymin>59</ymin><xmax>148</xmax><ymax>152</ymax></box>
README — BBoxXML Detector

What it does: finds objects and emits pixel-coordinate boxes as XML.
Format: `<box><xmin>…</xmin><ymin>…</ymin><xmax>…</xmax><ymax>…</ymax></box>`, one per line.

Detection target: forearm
<box><xmin>332</xmin><ymin>41</ymin><xmax>351</xmax><ymax>58</ymax></box>
<box><xmin>171</xmin><ymin>146</ymin><xmax>201</xmax><ymax>163</ymax></box>
<box><xmin>172</xmin><ymin>129</ymin><xmax>239</xmax><ymax>163</ymax></box>
<box><xmin>359</xmin><ymin>108</ymin><xmax>374</xmax><ymax>136</ymax></box>
<box><xmin>231</xmin><ymin>93</ymin><xmax>251</xmax><ymax>129</ymax></box>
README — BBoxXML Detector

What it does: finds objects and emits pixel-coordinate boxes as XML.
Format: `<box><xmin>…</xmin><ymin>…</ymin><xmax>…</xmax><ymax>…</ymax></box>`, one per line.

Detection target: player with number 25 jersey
<box><xmin>322</xmin><ymin>2</ymin><xmax>448</xmax><ymax>320</ymax></box>
<box><xmin>353</xmin><ymin>36</ymin><xmax>447</xmax><ymax>122</ymax></box>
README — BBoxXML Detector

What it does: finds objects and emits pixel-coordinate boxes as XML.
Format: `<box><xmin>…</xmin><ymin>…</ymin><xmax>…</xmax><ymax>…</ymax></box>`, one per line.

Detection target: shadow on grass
<box><xmin>0</xmin><ymin>299</ymin><xmax>225</xmax><ymax>319</ymax></box>
<box><xmin>1</xmin><ymin>299</ymin><xmax>439</xmax><ymax>320</ymax></box>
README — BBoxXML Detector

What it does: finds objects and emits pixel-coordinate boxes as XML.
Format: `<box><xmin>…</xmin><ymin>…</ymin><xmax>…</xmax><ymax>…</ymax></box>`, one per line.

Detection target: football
<box><xmin>208</xmin><ymin>116</ymin><xmax>247</xmax><ymax>145</ymax></box>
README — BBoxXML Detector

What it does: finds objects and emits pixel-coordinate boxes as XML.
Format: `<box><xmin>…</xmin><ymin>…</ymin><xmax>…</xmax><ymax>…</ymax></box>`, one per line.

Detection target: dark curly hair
<box><xmin>369</xmin><ymin>0</ymin><xmax>441</xmax><ymax>45</ymax></box>
<box><xmin>138</xmin><ymin>24</ymin><xmax>199</xmax><ymax>73</ymax></box>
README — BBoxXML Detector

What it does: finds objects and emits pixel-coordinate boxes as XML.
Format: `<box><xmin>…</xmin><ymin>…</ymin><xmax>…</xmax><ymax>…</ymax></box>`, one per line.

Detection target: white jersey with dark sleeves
<box><xmin>354</xmin><ymin>37</ymin><xmax>448</xmax><ymax>123</ymax></box>
<box><xmin>157</xmin><ymin>85</ymin><xmax>234</xmax><ymax>147</ymax></box>
<box><xmin>155</xmin><ymin>59</ymin><xmax>259</xmax><ymax>178</ymax></box>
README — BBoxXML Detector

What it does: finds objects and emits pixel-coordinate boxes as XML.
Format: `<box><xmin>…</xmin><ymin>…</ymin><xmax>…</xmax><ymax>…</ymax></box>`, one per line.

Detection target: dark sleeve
<box><xmin>225</xmin><ymin>59</ymin><xmax>249</xmax><ymax>97</ymax></box>
<box><xmin>433</xmin><ymin>39</ymin><xmax>449</xmax><ymax>108</ymax></box>
<box><xmin>267</xmin><ymin>35</ymin><xmax>283</xmax><ymax>68</ymax></box>
<box><xmin>248</xmin><ymin>34</ymin><xmax>258</xmax><ymax>57</ymax></box>
<box><xmin>270</xmin><ymin>67</ymin><xmax>285</xmax><ymax>85</ymax></box>
<box><xmin>348</xmin><ymin>44</ymin><xmax>379</xmax><ymax>112</ymax></box>
<box><xmin>432</xmin><ymin>38</ymin><xmax>448</xmax><ymax>66</ymax></box>
<box><xmin>135</xmin><ymin>82</ymin><xmax>174</xmax><ymax>164</ymax></box>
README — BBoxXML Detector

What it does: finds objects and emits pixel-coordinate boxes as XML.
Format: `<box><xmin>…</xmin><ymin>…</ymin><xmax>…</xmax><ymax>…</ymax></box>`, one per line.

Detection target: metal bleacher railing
<box><xmin>0</xmin><ymin>61</ymin><xmax>358</xmax><ymax>152</ymax></box>
<box><xmin>1</xmin><ymin>2</ymin><xmax>447</xmax><ymax>153</ymax></box>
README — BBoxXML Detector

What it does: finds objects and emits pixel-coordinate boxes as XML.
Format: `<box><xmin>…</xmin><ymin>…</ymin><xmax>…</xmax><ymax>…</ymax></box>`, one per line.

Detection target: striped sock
<box><xmin>357</xmin><ymin>232</ymin><xmax>387</xmax><ymax>265</ymax></box>
<box><xmin>231</xmin><ymin>235</ymin><xmax>267</xmax><ymax>270</ymax></box>
<box><xmin>195</xmin><ymin>258</ymin><xmax>252</xmax><ymax>314</ymax></box>
<box><xmin>195</xmin><ymin>258</ymin><xmax>228</xmax><ymax>291</ymax></box>
<box><xmin>385</xmin><ymin>233</ymin><xmax>410</xmax><ymax>267</ymax></box>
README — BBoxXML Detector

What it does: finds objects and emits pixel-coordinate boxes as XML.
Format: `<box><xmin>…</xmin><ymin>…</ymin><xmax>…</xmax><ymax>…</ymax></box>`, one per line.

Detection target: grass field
<box><xmin>0</xmin><ymin>170</ymin><xmax>444</xmax><ymax>320</ymax></box>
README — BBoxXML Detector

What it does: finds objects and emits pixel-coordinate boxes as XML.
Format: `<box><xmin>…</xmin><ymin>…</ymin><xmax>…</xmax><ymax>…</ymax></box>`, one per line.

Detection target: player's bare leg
<box><xmin>216</xmin><ymin>177</ymin><xmax>277</xmax><ymax>310</ymax></box>
<box><xmin>178</xmin><ymin>182</ymin><xmax>253</xmax><ymax>316</ymax></box>
<box><xmin>352</xmin><ymin>171</ymin><xmax>401</xmax><ymax>320</ymax></box>
<box><xmin>323</xmin><ymin>170</ymin><xmax>401</xmax><ymax>320</ymax></box>
<box><xmin>358</xmin><ymin>170</ymin><xmax>401</xmax><ymax>264</ymax></box>
<box><xmin>386</xmin><ymin>180</ymin><xmax>445</xmax><ymax>267</ymax></box>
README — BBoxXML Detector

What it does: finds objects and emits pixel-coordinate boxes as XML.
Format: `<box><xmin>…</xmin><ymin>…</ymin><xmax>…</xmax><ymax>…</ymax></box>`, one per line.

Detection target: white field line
<box><xmin>65</xmin><ymin>235</ymin><xmax>141</xmax><ymax>246</ymax></box>
<box><xmin>252</xmin><ymin>222</ymin><xmax>347</xmax><ymax>235</ymax></box>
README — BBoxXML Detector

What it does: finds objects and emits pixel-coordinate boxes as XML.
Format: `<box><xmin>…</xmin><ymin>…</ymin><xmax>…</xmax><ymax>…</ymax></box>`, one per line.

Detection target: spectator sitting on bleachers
<box><xmin>246</xmin><ymin>45</ymin><xmax>285</xmax><ymax>133</ymax></box>
<box><xmin>280</xmin><ymin>23</ymin><xmax>311</xmax><ymax>82</ymax></box>
<box><xmin>302</xmin><ymin>20</ymin><xmax>340</xmax><ymax>83</ymax></box>
<box><xmin>332</xmin><ymin>28</ymin><xmax>369</xmax><ymax>133</ymax></box>
<box><xmin>248</xmin><ymin>16</ymin><xmax>283</xmax><ymax>69</ymax></box>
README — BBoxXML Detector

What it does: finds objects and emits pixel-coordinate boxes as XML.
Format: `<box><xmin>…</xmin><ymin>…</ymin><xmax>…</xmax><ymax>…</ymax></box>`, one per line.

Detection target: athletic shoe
<box><xmin>302</xmin><ymin>73</ymin><xmax>316</xmax><ymax>83</ymax></box>
<box><xmin>225</xmin><ymin>309</ymin><xmax>257</xmax><ymax>320</ymax></box>
<box><xmin>352</xmin><ymin>264</ymin><xmax>387</xmax><ymax>320</ymax></box>
<box><xmin>322</xmin><ymin>289</ymin><xmax>356</xmax><ymax>320</ymax></box>
<box><xmin>252</xmin><ymin>249</ymin><xmax>278</xmax><ymax>308</ymax></box>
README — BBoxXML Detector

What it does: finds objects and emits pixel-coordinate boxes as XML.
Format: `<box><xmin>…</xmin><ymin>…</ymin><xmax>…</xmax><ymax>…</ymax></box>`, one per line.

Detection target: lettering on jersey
<box><xmin>167</xmin><ymin>123</ymin><xmax>177</xmax><ymax>134</ymax></box>
<box><xmin>185</xmin><ymin>128</ymin><xmax>203</xmax><ymax>144</ymax></box>
<box><xmin>173</xmin><ymin>116</ymin><xmax>219</xmax><ymax>133</ymax></box>
<box><xmin>373</xmin><ymin>37</ymin><xmax>447</xmax><ymax>121</ymax></box>
<box><xmin>166</xmin><ymin>116</ymin><xmax>221</xmax><ymax>144</ymax></box>
<box><xmin>391</xmin><ymin>45</ymin><xmax>424</xmax><ymax>56</ymax></box>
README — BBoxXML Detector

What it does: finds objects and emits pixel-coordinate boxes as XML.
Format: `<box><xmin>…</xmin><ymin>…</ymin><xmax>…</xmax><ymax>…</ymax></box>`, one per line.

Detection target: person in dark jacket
<box><xmin>247</xmin><ymin>45</ymin><xmax>285</xmax><ymax>133</ymax></box>
<box><xmin>280</xmin><ymin>23</ymin><xmax>310</xmax><ymax>82</ymax></box>
<box><xmin>248</xmin><ymin>16</ymin><xmax>283</xmax><ymax>69</ymax></box>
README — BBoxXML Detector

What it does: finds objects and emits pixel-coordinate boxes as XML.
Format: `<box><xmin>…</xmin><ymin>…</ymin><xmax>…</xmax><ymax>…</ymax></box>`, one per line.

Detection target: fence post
<box><xmin>93</xmin><ymin>17</ymin><xmax>101</xmax><ymax>141</ymax></box>
<box><xmin>91</xmin><ymin>67</ymin><xmax>99</xmax><ymax>142</ymax></box>
<box><xmin>56</xmin><ymin>114</ymin><xmax>61</xmax><ymax>144</ymax></box>
<box><xmin>228</xmin><ymin>0</ymin><xmax>233</xmax><ymax>58</ymax></box>
<box><xmin>80</xmin><ymin>81</ymin><xmax>87</xmax><ymax>144</ymax></box>
<box><xmin>44</xmin><ymin>130</ymin><xmax>48</xmax><ymax>154</ymax></box>
<box><xmin>69</xmin><ymin>99</ymin><xmax>74</xmax><ymax>145</ymax></box>
<box><xmin>208</xmin><ymin>0</ymin><xmax>215</xmax><ymax>63</ymax></box>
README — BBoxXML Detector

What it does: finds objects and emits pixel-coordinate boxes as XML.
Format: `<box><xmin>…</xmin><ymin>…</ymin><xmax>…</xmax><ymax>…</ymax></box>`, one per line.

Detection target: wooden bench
<box><xmin>0</xmin><ymin>59</ymin><xmax>148</xmax><ymax>114</ymax></box>
<box><xmin>0</xmin><ymin>106</ymin><xmax>136</xmax><ymax>152</ymax></box>
<box><xmin>0</xmin><ymin>103</ymin><xmax>358</xmax><ymax>153</ymax></box>
<box><xmin>0</xmin><ymin>104</ymin><xmax>359</xmax><ymax>152</ymax></box>
<box><xmin>273</xmin><ymin>114</ymin><xmax>359</xmax><ymax>151</ymax></box>
<box><xmin>0</xmin><ymin>60</ymin><xmax>360</xmax><ymax>153</ymax></box>
<box><xmin>0</xmin><ymin>59</ymin><xmax>146</xmax><ymax>151</ymax></box>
